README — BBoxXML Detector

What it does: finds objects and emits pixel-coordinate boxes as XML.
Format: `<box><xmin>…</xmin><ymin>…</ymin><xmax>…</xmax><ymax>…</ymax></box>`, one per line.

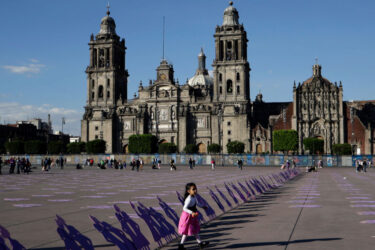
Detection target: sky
<box><xmin>0</xmin><ymin>0</ymin><xmax>374</xmax><ymax>136</ymax></box>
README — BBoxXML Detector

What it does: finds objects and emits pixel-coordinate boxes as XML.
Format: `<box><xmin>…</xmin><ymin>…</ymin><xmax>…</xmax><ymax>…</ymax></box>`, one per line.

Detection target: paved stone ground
<box><xmin>1</xmin><ymin>165</ymin><xmax>374</xmax><ymax>250</ymax></box>
<box><xmin>0</xmin><ymin>164</ymin><xmax>281</xmax><ymax>249</ymax></box>
<box><xmin>163</xmin><ymin>168</ymin><xmax>375</xmax><ymax>250</ymax></box>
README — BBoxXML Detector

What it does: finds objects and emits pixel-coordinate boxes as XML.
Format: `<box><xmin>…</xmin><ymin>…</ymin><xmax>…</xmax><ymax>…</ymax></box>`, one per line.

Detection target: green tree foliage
<box><xmin>303</xmin><ymin>137</ymin><xmax>324</xmax><ymax>154</ymax></box>
<box><xmin>48</xmin><ymin>141</ymin><xmax>66</xmax><ymax>154</ymax></box>
<box><xmin>273</xmin><ymin>130</ymin><xmax>298</xmax><ymax>154</ymax></box>
<box><xmin>5</xmin><ymin>140</ymin><xmax>24</xmax><ymax>154</ymax></box>
<box><xmin>332</xmin><ymin>143</ymin><xmax>352</xmax><ymax>155</ymax></box>
<box><xmin>158</xmin><ymin>143</ymin><xmax>177</xmax><ymax>154</ymax></box>
<box><xmin>86</xmin><ymin>139</ymin><xmax>106</xmax><ymax>154</ymax></box>
<box><xmin>128</xmin><ymin>134</ymin><xmax>157</xmax><ymax>154</ymax></box>
<box><xmin>184</xmin><ymin>144</ymin><xmax>198</xmax><ymax>154</ymax></box>
<box><xmin>67</xmin><ymin>142</ymin><xmax>86</xmax><ymax>154</ymax></box>
<box><xmin>24</xmin><ymin>140</ymin><xmax>46</xmax><ymax>154</ymax></box>
<box><xmin>227</xmin><ymin>141</ymin><xmax>245</xmax><ymax>154</ymax></box>
<box><xmin>207</xmin><ymin>143</ymin><xmax>221</xmax><ymax>153</ymax></box>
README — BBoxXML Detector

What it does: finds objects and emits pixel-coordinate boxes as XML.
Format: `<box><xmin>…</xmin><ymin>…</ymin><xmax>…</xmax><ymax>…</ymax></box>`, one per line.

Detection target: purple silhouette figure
<box><xmin>90</xmin><ymin>215</ymin><xmax>136</xmax><ymax>250</ymax></box>
<box><xmin>55</xmin><ymin>215</ymin><xmax>94</xmax><ymax>250</ymax></box>
<box><xmin>157</xmin><ymin>196</ymin><xmax>179</xmax><ymax>227</ymax></box>
<box><xmin>225</xmin><ymin>183</ymin><xmax>239</xmax><ymax>204</ymax></box>
<box><xmin>148</xmin><ymin>206</ymin><xmax>178</xmax><ymax>242</ymax></box>
<box><xmin>244</xmin><ymin>180</ymin><xmax>257</xmax><ymax>197</ymax></box>
<box><xmin>130</xmin><ymin>201</ymin><xmax>163</xmax><ymax>246</ymax></box>
<box><xmin>208</xmin><ymin>187</ymin><xmax>225</xmax><ymax>212</ymax></box>
<box><xmin>196</xmin><ymin>194</ymin><xmax>216</xmax><ymax>220</ymax></box>
<box><xmin>238</xmin><ymin>182</ymin><xmax>251</xmax><ymax>199</ymax></box>
<box><xmin>113</xmin><ymin>205</ymin><xmax>150</xmax><ymax>250</ymax></box>
<box><xmin>230</xmin><ymin>183</ymin><xmax>247</xmax><ymax>202</ymax></box>
<box><xmin>215</xmin><ymin>185</ymin><xmax>232</xmax><ymax>208</ymax></box>
<box><xmin>0</xmin><ymin>224</ymin><xmax>26</xmax><ymax>250</ymax></box>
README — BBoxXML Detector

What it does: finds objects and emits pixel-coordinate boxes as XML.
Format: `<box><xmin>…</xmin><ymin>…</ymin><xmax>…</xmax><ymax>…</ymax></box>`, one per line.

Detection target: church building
<box><xmin>81</xmin><ymin>2</ymin><xmax>375</xmax><ymax>155</ymax></box>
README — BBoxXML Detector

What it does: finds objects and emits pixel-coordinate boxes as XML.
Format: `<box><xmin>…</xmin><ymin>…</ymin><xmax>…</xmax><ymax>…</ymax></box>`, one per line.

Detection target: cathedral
<box><xmin>81</xmin><ymin>2</ymin><xmax>375</xmax><ymax>155</ymax></box>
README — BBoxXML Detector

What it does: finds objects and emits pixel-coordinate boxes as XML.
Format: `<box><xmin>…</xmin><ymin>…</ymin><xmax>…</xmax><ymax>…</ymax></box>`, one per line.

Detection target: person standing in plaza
<box><xmin>136</xmin><ymin>158</ymin><xmax>140</xmax><ymax>172</ymax></box>
<box><xmin>189</xmin><ymin>158</ymin><xmax>193</xmax><ymax>170</ymax></box>
<box><xmin>158</xmin><ymin>158</ymin><xmax>161</xmax><ymax>169</ymax></box>
<box><xmin>178</xmin><ymin>182</ymin><xmax>209</xmax><ymax>250</ymax></box>
<box><xmin>237</xmin><ymin>159</ymin><xmax>243</xmax><ymax>170</ymax></box>
<box><xmin>211</xmin><ymin>159</ymin><xmax>215</xmax><ymax>170</ymax></box>
<box><xmin>363</xmin><ymin>160</ymin><xmax>367</xmax><ymax>173</ymax></box>
<box><xmin>140</xmin><ymin>158</ymin><xmax>144</xmax><ymax>171</ymax></box>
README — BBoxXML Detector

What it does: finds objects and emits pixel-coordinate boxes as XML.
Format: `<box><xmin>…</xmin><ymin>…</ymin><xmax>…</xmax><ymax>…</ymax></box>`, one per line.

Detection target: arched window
<box><xmin>237</xmin><ymin>85</ymin><xmax>240</xmax><ymax>94</ymax></box>
<box><xmin>107</xmin><ymin>91</ymin><xmax>110</xmax><ymax>98</ymax></box>
<box><xmin>219</xmin><ymin>86</ymin><xmax>222</xmax><ymax>94</ymax></box>
<box><xmin>219</xmin><ymin>73</ymin><xmax>222</xmax><ymax>82</ymax></box>
<box><xmin>227</xmin><ymin>80</ymin><xmax>233</xmax><ymax>94</ymax></box>
<box><xmin>107</xmin><ymin>79</ymin><xmax>110</xmax><ymax>87</ymax></box>
<box><xmin>91</xmin><ymin>92</ymin><xmax>95</xmax><ymax>100</ymax></box>
<box><xmin>236</xmin><ymin>72</ymin><xmax>240</xmax><ymax>81</ymax></box>
<box><xmin>91</xmin><ymin>80</ymin><xmax>95</xmax><ymax>89</ymax></box>
<box><xmin>98</xmin><ymin>85</ymin><xmax>103</xmax><ymax>99</ymax></box>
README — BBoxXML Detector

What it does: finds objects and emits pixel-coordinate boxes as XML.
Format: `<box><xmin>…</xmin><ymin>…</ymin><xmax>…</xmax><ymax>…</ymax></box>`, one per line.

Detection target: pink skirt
<box><xmin>178</xmin><ymin>211</ymin><xmax>200</xmax><ymax>236</ymax></box>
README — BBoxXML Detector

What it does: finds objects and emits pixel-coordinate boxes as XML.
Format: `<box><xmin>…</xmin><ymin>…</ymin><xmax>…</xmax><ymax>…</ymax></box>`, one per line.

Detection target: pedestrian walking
<box><xmin>178</xmin><ymin>182</ymin><xmax>209</xmax><ymax>250</ymax></box>
<box><xmin>0</xmin><ymin>156</ymin><xmax>3</xmax><ymax>175</ymax></box>
<box><xmin>170</xmin><ymin>159</ymin><xmax>176</xmax><ymax>171</ymax></box>
<box><xmin>237</xmin><ymin>159</ymin><xmax>243</xmax><ymax>170</ymax></box>
<box><xmin>140</xmin><ymin>158</ymin><xmax>144</xmax><ymax>171</ymax></box>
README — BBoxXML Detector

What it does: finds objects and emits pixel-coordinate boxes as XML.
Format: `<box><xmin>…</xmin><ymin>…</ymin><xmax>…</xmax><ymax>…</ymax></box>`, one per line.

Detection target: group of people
<box><xmin>355</xmin><ymin>159</ymin><xmax>371</xmax><ymax>173</ymax></box>
<box><xmin>4</xmin><ymin>157</ymin><xmax>32</xmax><ymax>174</ymax></box>
<box><xmin>41</xmin><ymin>157</ymin><xmax>65</xmax><ymax>171</ymax></box>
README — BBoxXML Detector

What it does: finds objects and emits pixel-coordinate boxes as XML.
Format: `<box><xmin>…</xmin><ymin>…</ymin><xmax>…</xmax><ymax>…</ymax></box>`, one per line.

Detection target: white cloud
<box><xmin>2</xmin><ymin>62</ymin><xmax>45</xmax><ymax>75</ymax></box>
<box><xmin>29</xmin><ymin>58</ymin><xmax>39</xmax><ymax>63</ymax></box>
<box><xmin>0</xmin><ymin>102</ymin><xmax>82</xmax><ymax>136</ymax></box>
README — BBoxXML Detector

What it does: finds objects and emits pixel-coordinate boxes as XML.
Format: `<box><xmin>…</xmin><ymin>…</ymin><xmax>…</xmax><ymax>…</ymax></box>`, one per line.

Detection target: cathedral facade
<box><xmin>81</xmin><ymin>3</ymin><xmax>375</xmax><ymax>155</ymax></box>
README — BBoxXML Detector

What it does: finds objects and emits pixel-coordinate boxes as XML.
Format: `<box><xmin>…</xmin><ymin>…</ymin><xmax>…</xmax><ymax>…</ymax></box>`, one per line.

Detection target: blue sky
<box><xmin>0</xmin><ymin>0</ymin><xmax>374</xmax><ymax>136</ymax></box>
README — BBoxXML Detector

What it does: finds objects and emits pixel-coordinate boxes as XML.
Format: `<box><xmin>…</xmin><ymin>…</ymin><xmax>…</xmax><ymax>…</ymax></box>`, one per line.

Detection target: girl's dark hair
<box><xmin>183</xmin><ymin>182</ymin><xmax>197</xmax><ymax>201</ymax></box>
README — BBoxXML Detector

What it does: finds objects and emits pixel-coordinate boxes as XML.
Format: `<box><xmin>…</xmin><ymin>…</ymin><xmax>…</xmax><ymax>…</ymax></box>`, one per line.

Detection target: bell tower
<box><xmin>82</xmin><ymin>6</ymin><xmax>128</xmax><ymax>153</ymax></box>
<box><xmin>212</xmin><ymin>1</ymin><xmax>250</xmax><ymax>102</ymax></box>
<box><xmin>85</xmin><ymin>6</ymin><xmax>128</xmax><ymax>107</ymax></box>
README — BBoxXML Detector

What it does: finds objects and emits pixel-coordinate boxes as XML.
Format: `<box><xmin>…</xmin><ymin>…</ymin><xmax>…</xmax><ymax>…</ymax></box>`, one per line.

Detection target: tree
<box><xmin>128</xmin><ymin>134</ymin><xmax>157</xmax><ymax>154</ymax></box>
<box><xmin>67</xmin><ymin>142</ymin><xmax>86</xmax><ymax>154</ymax></box>
<box><xmin>227</xmin><ymin>141</ymin><xmax>245</xmax><ymax>154</ymax></box>
<box><xmin>48</xmin><ymin>141</ymin><xmax>66</xmax><ymax>154</ymax></box>
<box><xmin>24</xmin><ymin>140</ymin><xmax>46</xmax><ymax>154</ymax></box>
<box><xmin>207</xmin><ymin>143</ymin><xmax>221</xmax><ymax>153</ymax></box>
<box><xmin>303</xmin><ymin>137</ymin><xmax>324</xmax><ymax>154</ymax></box>
<box><xmin>272</xmin><ymin>130</ymin><xmax>298</xmax><ymax>154</ymax></box>
<box><xmin>86</xmin><ymin>139</ymin><xmax>106</xmax><ymax>154</ymax></box>
<box><xmin>5</xmin><ymin>140</ymin><xmax>24</xmax><ymax>154</ymax></box>
<box><xmin>158</xmin><ymin>143</ymin><xmax>177</xmax><ymax>154</ymax></box>
<box><xmin>332</xmin><ymin>143</ymin><xmax>352</xmax><ymax>155</ymax></box>
<box><xmin>184</xmin><ymin>144</ymin><xmax>198</xmax><ymax>154</ymax></box>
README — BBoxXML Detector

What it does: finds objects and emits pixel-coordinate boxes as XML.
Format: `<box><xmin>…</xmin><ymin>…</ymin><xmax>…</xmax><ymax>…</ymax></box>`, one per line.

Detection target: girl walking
<box><xmin>178</xmin><ymin>183</ymin><xmax>209</xmax><ymax>249</ymax></box>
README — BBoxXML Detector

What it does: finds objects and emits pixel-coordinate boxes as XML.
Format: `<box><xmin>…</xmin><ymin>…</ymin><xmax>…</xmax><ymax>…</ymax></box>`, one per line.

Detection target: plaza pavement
<box><xmin>1</xmin><ymin>165</ymin><xmax>374</xmax><ymax>249</ymax></box>
<box><xmin>0</xmin><ymin>164</ymin><xmax>282</xmax><ymax>249</ymax></box>
<box><xmin>163</xmin><ymin>168</ymin><xmax>375</xmax><ymax>250</ymax></box>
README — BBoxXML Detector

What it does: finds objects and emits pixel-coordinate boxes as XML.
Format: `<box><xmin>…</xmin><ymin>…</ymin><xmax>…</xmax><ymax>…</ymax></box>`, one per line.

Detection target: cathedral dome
<box><xmin>223</xmin><ymin>1</ymin><xmax>239</xmax><ymax>26</ymax></box>
<box><xmin>188</xmin><ymin>74</ymin><xmax>213</xmax><ymax>87</ymax></box>
<box><xmin>188</xmin><ymin>48</ymin><xmax>213</xmax><ymax>86</ymax></box>
<box><xmin>99</xmin><ymin>9</ymin><xmax>117</xmax><ymax>35</ymax></box>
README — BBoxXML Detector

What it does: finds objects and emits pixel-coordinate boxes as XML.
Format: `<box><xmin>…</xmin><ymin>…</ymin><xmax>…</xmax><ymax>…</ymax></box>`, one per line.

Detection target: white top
<box><xmin>183</xmin><ymin>195</ymin><xmax>199</xmax><ymax>214</ymax></box>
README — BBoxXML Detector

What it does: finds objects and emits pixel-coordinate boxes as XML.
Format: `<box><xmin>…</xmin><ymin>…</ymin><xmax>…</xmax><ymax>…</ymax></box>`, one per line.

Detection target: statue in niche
<box><xmin>171</xmin><ymin>109</ymin><xmax>176</xmax><ymax>119</ymax></box>
<box><xmin>150</xmin><ymin>110</ymin><xmax>154</xmax><ymax>120</ymax></box>
<box><xmin>164</xmin><ymin>90</ymin><xmax>169</xmax><ymax>97</ymax></box>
